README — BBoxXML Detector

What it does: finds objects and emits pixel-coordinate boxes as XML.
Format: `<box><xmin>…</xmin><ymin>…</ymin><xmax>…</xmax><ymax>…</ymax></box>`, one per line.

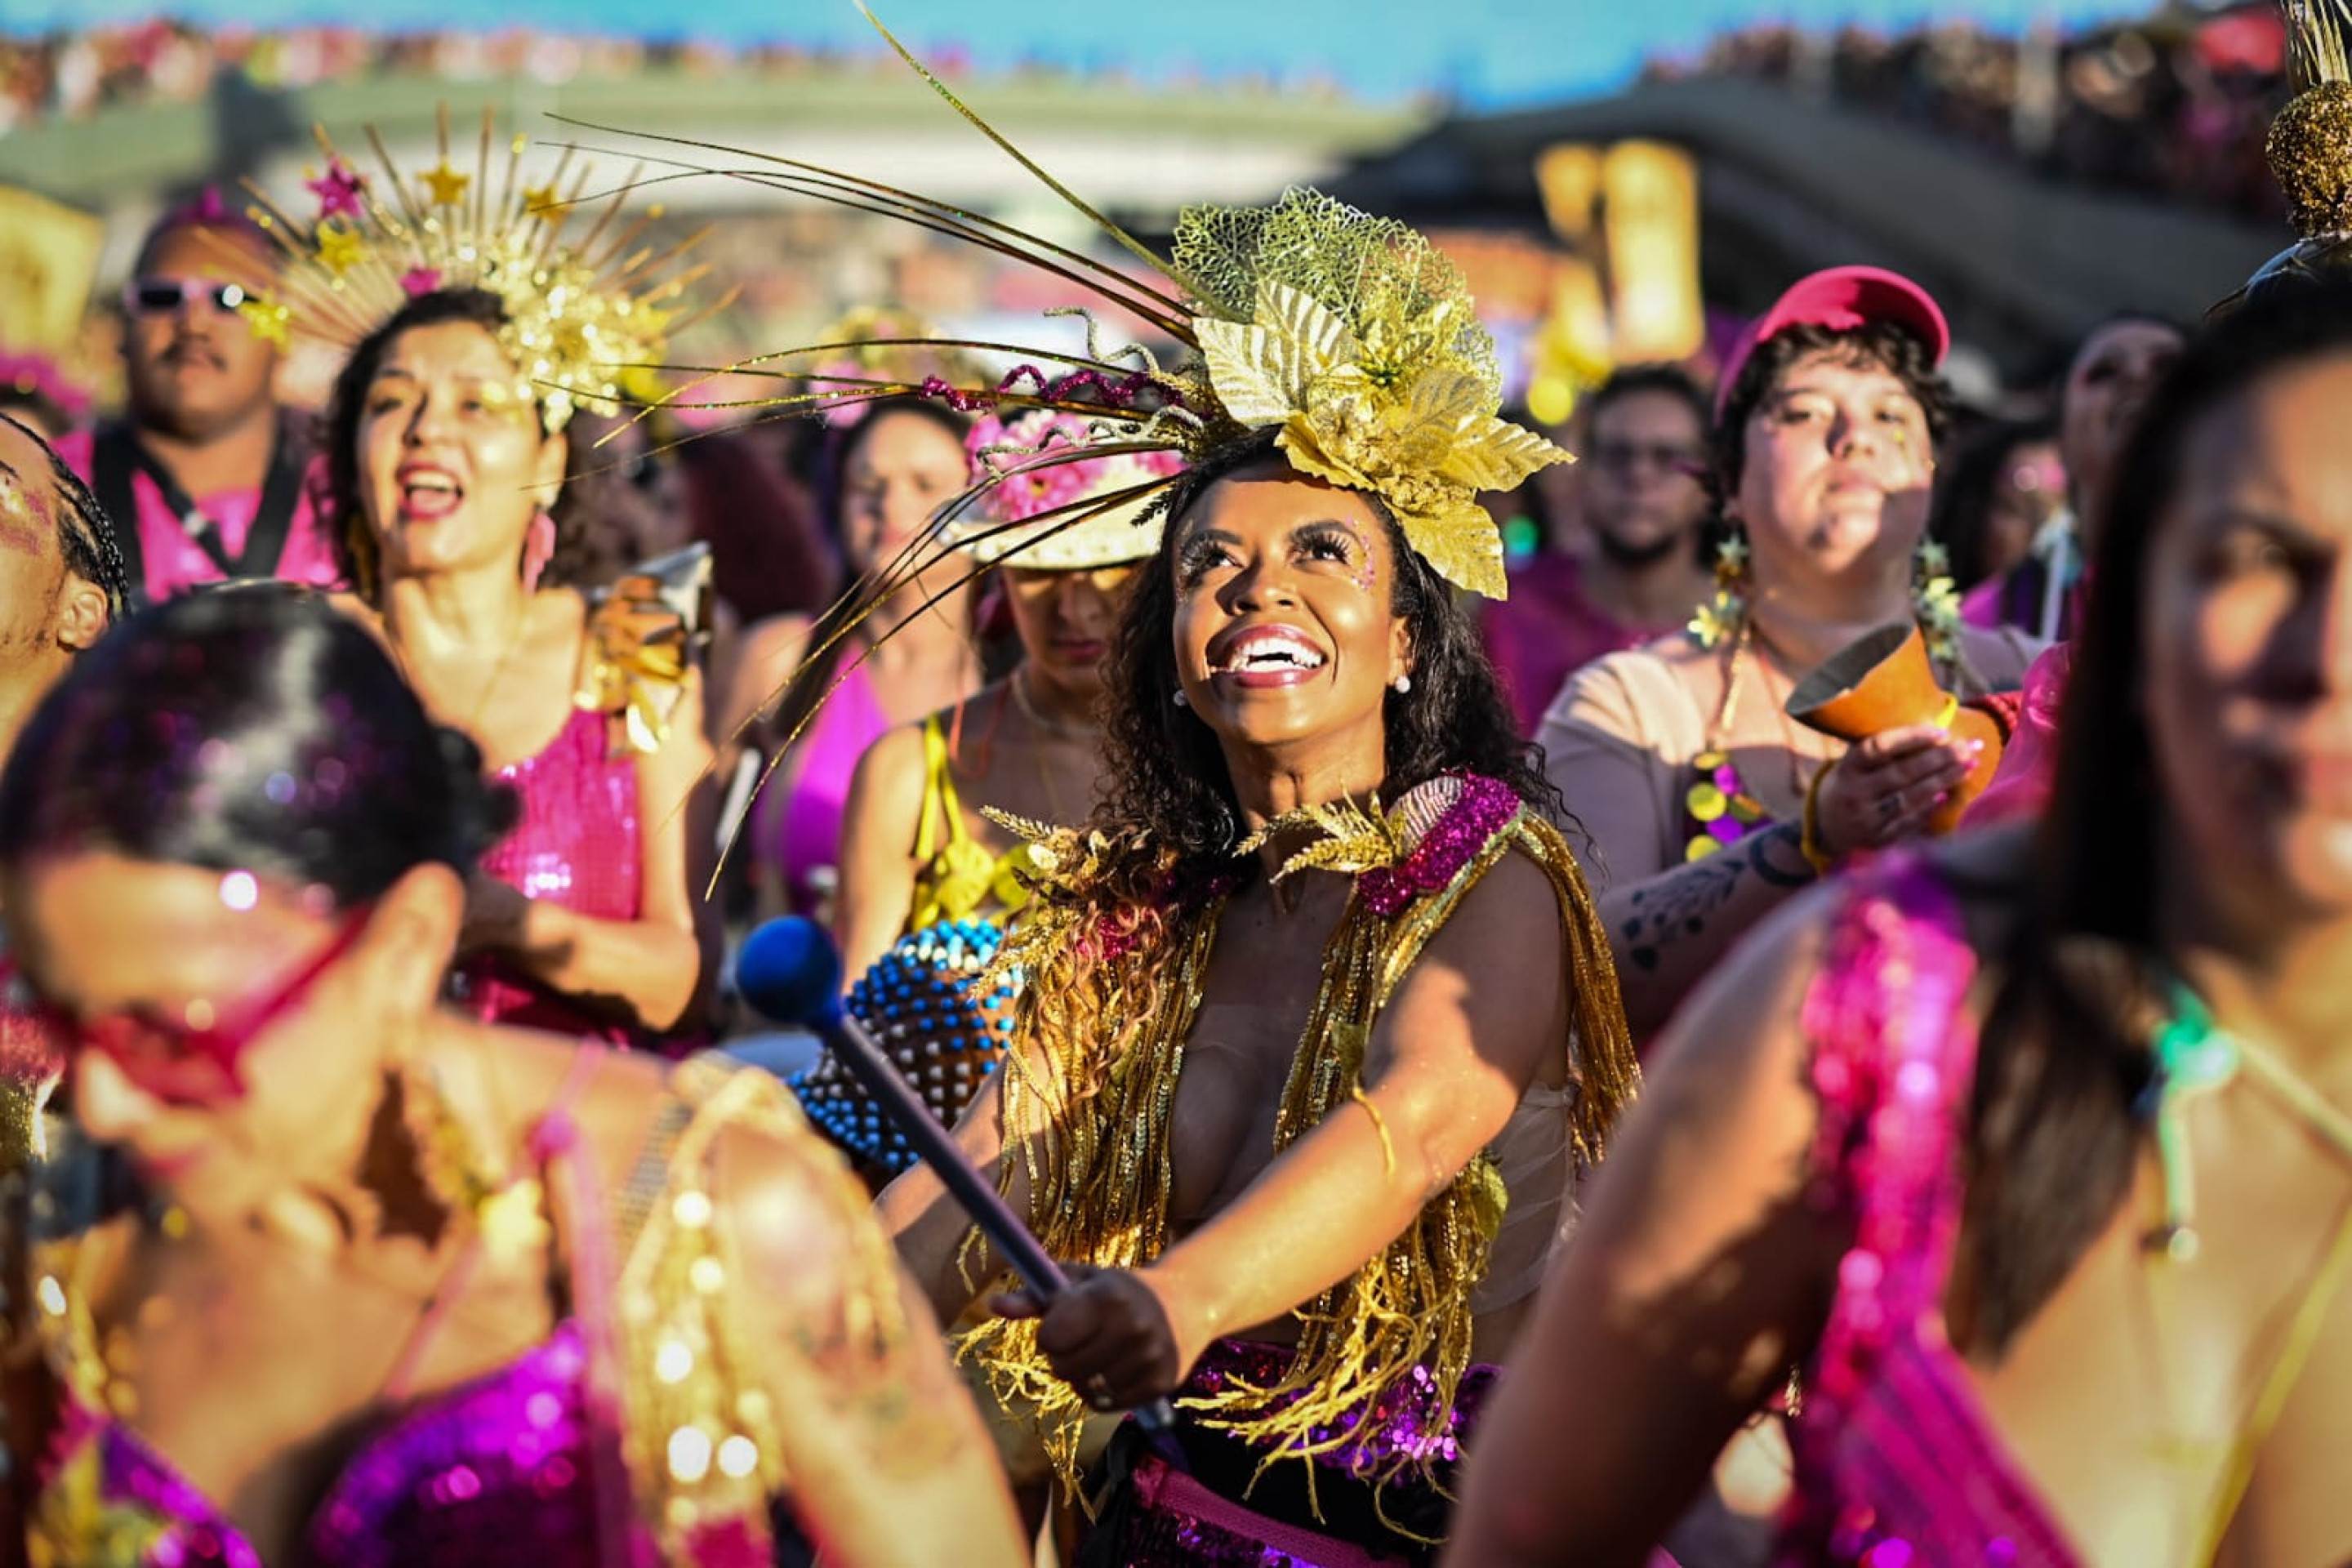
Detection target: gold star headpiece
<box><xmin>242</xmin><ymin>105</ymin><xmax>720</xmax><ymax>430</ymax></box>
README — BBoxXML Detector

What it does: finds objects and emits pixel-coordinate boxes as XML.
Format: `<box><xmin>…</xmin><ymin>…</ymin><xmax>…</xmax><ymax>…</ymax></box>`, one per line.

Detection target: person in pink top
<box><xmin>1482</xmin><ymin>367</ymin><xmax>1714</xmax><ymax>735</ymax></box>
<box><xmin>55</xmin><ymin>195</ymin><xmax>340</xmax><ymax>606</ymax></box>
<box><xmin>1448</xmin><ymin>285</ymin><xmax>2352</xmax><ymax>1568</ymax></box>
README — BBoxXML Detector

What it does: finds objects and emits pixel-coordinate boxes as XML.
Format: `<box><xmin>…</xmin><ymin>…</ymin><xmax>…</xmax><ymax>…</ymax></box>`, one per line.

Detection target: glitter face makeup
<box><xmin>1334</xmin><ymin>520</ymin><xmax>1380</xmax><ymax>595</ymax></box>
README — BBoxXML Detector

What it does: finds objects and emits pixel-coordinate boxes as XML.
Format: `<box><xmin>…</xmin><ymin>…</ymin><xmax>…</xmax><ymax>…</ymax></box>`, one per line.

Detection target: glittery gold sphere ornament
<box><xmin>2218</xmin><ymin>1</ymin><xmax>2352</xmax><ymax>314</ymax></box>
<box><xmin>2270</xmin><ymin>80</ymin><xmax>2352</xmax><ymax>236</ymax></box>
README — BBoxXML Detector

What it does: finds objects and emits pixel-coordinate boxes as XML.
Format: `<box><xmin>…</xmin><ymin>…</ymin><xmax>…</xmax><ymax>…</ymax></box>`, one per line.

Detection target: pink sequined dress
<box><xmin>1782</xmin><ymin>854</ymin><xmax>2082</xmax><ymax>1566</ymax></box>
<box><xmin>449</xmin><ymin>552</ymin><xmax>711</xmax><ymax>1053</ymax></box>
<box><xmin>452</xmin><ymin>704</ymin><xmax>647</xmax><ymax>1048</ymax></box>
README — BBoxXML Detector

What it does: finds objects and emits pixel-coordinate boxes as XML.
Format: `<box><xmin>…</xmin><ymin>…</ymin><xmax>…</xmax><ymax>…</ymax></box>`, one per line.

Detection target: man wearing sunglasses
<box><xmin>1483</xmin><ymin>364</ymin><xmax>1717</xmax><ymax>734</ymax></box>
<box><xmin>54</xmin><ymin>194</ymin><xmax>340</xmax><ymax>606</ymax></box>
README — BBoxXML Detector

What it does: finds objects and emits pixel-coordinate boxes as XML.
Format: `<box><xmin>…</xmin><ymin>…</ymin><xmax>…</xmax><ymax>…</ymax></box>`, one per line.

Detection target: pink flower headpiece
<box><xmin>943</xmin><ymin>403</ymin><xmax>1183</xmax><ymax>571</ymax></box>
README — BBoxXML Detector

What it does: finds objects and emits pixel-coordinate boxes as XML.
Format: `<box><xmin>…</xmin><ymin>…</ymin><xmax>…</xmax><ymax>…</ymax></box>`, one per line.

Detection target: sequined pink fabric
<box><xmin>452</xmin><ymin>706</ymin><xmax>644</xmax><ymax>1046</ymax></box>
<box><xmin>42</xmin><ymin>1324</ymin><xmax>640</xmax><ymax>1568</ymax></box>
<box><xmin>1962</xmin><ymin>644</ymin><xmax>2071</xmax><ymax>830</ymax></box>
<box><xmin>1780</xmin><ymin>855</ymin><xmax>2081</xmax><ymax>1567</ymax></box>
<box><xmin>1187</xmin><ymin>1337</ymin><xmax>1497</xmax><ymax>1477</ymax></box>
<box><xmin>0</xmin><ymin>951</ymin><xmax>60</xmax><ymax>1090</ymax></box>
<box><xmin>1357</xmin><ymin>774</ymin><xmax>1521</xmax><ymax>919</ymax></box>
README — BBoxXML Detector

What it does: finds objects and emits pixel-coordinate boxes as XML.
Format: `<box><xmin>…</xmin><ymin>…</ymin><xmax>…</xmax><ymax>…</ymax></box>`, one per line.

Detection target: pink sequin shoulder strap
<box><xmin>1799</xmin><ymin>854</ymin><xmax>1981</xmax><ymax>1370</ymax></box>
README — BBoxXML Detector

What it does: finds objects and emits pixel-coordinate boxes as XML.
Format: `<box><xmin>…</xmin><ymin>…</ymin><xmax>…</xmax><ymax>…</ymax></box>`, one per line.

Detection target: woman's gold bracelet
<box><xmin>1800</xmin><ymin>762</ymin><xmax>1837</xmax><ymax>877</ymax></box>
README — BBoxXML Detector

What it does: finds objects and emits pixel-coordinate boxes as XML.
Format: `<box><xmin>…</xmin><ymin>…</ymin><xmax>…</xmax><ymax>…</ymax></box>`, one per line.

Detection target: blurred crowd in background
<box><xmin>1650</xmin><ymin>3</ymin><xmax>2287</xmax><ymax>220</ymax></box>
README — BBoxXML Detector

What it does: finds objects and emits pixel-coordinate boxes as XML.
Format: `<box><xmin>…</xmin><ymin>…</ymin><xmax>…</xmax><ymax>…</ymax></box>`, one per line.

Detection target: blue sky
<box><xmin>3</xmin><ymin>0</ymin><xmax>2168</xmax><ymax>105</ymax></box>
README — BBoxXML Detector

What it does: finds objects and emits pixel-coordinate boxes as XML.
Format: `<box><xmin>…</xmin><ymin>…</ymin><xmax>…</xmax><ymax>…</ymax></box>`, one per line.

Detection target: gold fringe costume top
<box><xmin>960</xmin><ymin>772</ymin><xmax>1639</xmax><ymax>1494</ymax></box>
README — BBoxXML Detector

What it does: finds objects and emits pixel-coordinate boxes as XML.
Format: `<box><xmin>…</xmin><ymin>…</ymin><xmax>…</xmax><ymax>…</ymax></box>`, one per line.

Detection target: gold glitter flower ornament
<box><xmin>601</xmin><ymin>4</ymin><xmax>1566</xmax><ymax>666</ymax></box>
<box><xmin>1186</xmin><ymin>192</ymin><xmax>1569</xmax><ymax>599</ymax></box>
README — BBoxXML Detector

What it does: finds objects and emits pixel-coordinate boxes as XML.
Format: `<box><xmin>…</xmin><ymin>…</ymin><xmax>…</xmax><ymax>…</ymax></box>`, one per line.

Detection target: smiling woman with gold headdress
<box><xmin>891</xmin><ymin>193</ymin><xmax>1636</xmax><ymax>1568</ymax></box>
<box><xmin>614</xmin><ymin>28</ymin><xmax>1639</xmax><ymax>1558</ymax></box>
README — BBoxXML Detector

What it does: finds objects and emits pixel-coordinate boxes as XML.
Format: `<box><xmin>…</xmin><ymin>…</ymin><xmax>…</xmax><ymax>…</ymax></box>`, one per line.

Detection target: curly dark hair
<box><xmin>1710</xmin><ymin>318</ymin><xmax>1953</xmax><ymax>498</ymax></box>
<box><xmin>321</xmin><ymin>288</ymin><xmax>609</xmax><ymax>601</ymax></box>
<box><xmin>1090</xmin><ymin>429</ymin><xmax>1563</xmax><ymax>874</ymax></box>
<box><xmin>1928</xmin><ymin>414</ymin><xmax>2058</xmax><ymax>590</ymax></box>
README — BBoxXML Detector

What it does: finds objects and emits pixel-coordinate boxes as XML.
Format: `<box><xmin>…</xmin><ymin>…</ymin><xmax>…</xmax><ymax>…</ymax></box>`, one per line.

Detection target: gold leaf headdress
<box><xmin>598</xmin><ymin>7</ymin><xmax>1566</xmax><ymax>599</ymax></box>
<box><xmin>243</xmin><ymin>105</ymin><xmax>719</xmax><ymax>430</ymax></box>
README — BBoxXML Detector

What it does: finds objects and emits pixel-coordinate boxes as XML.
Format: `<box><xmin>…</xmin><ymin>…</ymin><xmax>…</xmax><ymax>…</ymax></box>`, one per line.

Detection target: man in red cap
<box><xmin>56</xmin><ymin>194</ymin><xmax>340</xmax><ymax>607</ymax></box>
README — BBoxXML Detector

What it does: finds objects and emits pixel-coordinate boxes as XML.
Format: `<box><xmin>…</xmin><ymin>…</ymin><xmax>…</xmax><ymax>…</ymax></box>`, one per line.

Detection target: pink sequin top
<box><xmin>1781</xmin><ymin>854</ymin><xmax>2081</xmax><ymax>1566</ymax></box>
<box><xmin>41</xmin><ymin>1323</ymin><xmax>619</xmax><ymax>1568</ymax></box>
<box><xmin>452</xmin><ymin>706</ymin><xmax>645</xmax><ymax>1048</ymax></box>
<box><xmin>753</xmin><ymin>659</ymin><xmax>888</xmax><ymax>915</ymax></box>
<box><xmin>27</xmin><ymin>1052</ymin><xmax>662</xmax><ymax>1568</ymax></box>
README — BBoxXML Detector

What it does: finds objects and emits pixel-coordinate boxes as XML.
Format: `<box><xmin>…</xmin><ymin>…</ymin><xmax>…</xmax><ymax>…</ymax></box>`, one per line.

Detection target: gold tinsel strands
<box><xmin>956</xmin><ymin>802</ymin><xmax>1638</xmax><ymax>1525</ymax></box>
<box><xmin>2271</xmin><ymin>0</ymin><xmax>2352</xmax><ymax>237</ymax></box>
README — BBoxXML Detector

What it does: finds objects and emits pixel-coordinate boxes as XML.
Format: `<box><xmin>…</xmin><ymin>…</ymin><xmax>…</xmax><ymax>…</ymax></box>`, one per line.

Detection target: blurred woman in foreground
<box><xmin>0</xmin><ymin>586</ymin><xmax>1024</xmax><ymax>1567</ymax></box>
<box><xmin>1450</xmin><ymin>281</ymin><xmax>2352</xmax><ymax>1568</ymax></box>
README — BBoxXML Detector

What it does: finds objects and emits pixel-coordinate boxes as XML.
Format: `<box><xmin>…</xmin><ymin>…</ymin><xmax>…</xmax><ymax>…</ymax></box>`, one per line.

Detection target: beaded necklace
<box><xmin>1681</xmin><ymin>619</ymin><xmax>1818</xmax><ymax>862</ymax></box>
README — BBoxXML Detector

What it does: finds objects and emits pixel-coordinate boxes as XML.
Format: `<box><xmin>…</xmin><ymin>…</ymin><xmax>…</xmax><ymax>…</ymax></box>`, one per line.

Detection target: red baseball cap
<box><xmin>1714</xmin><ymin>265</ymin><xmax>1950</xmax><ymax>420</ymax></box>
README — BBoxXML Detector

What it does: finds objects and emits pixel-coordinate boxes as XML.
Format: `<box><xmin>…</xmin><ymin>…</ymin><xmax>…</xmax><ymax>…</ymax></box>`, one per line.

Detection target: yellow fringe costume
<box><xmin>960</xmin><ymin>774</ymin><xmax>1638</xmax><ymax>1503</ymax></box>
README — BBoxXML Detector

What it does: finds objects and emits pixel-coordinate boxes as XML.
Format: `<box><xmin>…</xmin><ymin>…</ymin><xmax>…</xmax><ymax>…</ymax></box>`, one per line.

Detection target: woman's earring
<box><xmin>1688</xmin><ymin>529</ymin><xmax>1751</xmax><ymax>650</ymax></box>
<box><xmin>519</xmin><ymin>510</ymin><xmax>558</xmax><ymax>595</ymax></box>
<box><xmin>1172</xmin><ymin>687</ymin><xmax>1190</xmax><ymax>709</ymax></box>
<box><xmin>1392</xmin><ymin>674</ymin><xmax>1412</xmax><ymax>695</ymax></box>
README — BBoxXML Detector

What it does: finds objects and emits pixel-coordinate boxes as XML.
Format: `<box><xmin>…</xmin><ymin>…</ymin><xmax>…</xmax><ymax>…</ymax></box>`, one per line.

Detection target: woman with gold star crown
<box><xmin>618</xmin><ymin>23</ymin><xmax>1641</xmax><ymax>1561</ymax></box>
<box><xmin>249</xmin><ymin>112</ymin><xmax>721</xmax><ymax>1049</ymax></box>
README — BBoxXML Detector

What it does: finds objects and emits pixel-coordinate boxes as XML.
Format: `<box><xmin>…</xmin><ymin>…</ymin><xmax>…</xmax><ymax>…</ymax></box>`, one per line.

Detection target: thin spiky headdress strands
<box><xmin>243</xmin><ymin>105</ymin><xmax>723</xmax><ymax>430</ymax></box>
<box><xmin>589</xmin><ymin>7</ymin><xmax>1567</xmax><ymax>600</ymax></box>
